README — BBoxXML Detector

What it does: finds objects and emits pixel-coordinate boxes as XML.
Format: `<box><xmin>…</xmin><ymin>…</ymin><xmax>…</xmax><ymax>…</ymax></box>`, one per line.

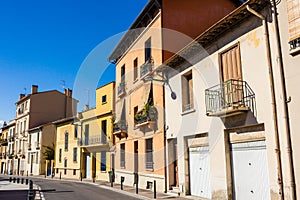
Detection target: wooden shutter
<box><xmin>286</xmin><ymin>0</ymin><xmax>300</xmax><ymax>40</ymax></box>
<box><xmin>221</xmin><ymin>45</ymin><xmax>242</xmax><ymax>82</ymax></box>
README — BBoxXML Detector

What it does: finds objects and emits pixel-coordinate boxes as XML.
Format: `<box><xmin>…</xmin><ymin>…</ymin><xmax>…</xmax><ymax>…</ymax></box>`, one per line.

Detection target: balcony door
<box><xmin>220</xmin><ymin>44</ymin><xmax>243</xmax><ymax>107</ymax></box>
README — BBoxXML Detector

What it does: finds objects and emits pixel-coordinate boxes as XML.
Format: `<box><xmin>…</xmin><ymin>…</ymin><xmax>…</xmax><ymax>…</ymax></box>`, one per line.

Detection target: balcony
<box><xmin>205</xmin><ymin>79</ymin><xmax>255</xmax><ymax>118</ymax></box>
<box><xmin>134</xmin><ymin>105</ymin><xmax>157</xmax><ymax>128</ymax></box>
<box><xmin>0</xmin><ymin>139</ymin><xmax>8</xmax><ymax>146</ymax></box>
<box><xmin>35</xmin><ymin>142</ymin><xmax>40</xmax><ymax>150</ymax></box>
<box><xmin>117</xmin><ymin>81</ymin><xmax>126</xmax><ymax>97</ymax></box>
<box><xmin>140</xmin><ymin>60</ymin><xmax>153</xmax><ymax>79</ymax></box>
<box><xmin>78</xmin><ymin>135</ymin><xmax>108</xmax><ymax>147</ymax></box>
<box><xmin>113</xmin><ymin>121</ymin><xmax>127</xmax><ymax>139</ymax></box>
<box><xmin>7</xmin><ymin>153</ymin><xmax>14</xmax><ymax>159</ymax></box>
<box><xmin>8</xmin><ymin>137</ymin><xmax>14</xmax><ymax>142</ymax></box>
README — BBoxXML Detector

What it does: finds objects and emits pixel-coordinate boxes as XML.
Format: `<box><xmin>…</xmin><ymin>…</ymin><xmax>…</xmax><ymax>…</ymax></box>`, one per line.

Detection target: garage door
<box><xmin>231</xmin><ymin>140</ymin><xmax>270</xmax><ymax>200</ymax></box>
<box><xmin>189</xmin><ymin>146</ymin><xmax>211</xmax><ymax>199</ymax></box>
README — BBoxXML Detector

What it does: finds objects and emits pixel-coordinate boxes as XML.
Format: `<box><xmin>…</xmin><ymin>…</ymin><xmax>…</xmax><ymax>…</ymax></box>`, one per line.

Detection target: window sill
<box><xmin>133</xmin><ymin>79</ymin><xmax>138</xmax><ymax>84</ymax></box>
<box><xmin>181</xmin><ymin>108</ymin><xmax>196</xmax><ymax>116</ymax></box>
<box><xmin>290</xmin><ymin>46</ymin><xmax>300</xmax><ymax>56</ymax></box>
<box><xmin>146</xmin><ymin>168</ymin><xmax>154</xmax><ymax>172</ymax></box>
<box><xmin>102</xmin><ymin>102</ymin><xmax>107</xmax><ymax>105</ymax></box>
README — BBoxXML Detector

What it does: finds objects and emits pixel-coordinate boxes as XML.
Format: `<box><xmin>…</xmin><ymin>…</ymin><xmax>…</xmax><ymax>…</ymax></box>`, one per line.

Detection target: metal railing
<box><xmin>135</xmin><ymin>115</ymin><xmax>149</xmax><ymax>125</ymax></box>
<box><xmin>113</xmin><ymin>122</ymin><xmax>127</xmax><ymax>133</ymax></box>
<box><xmin>289</xmin><ymin>36</ymin><xmax>300</xmax><ymax>50</ymax></box>
<box><xmin>205</xmin><ymin>79</ymin><xmax>256</xmax><ymax>115</ymax></box>
<box><xmin>117</xmin><ymin>81</ymin><xmax>126</xmax><ymax>96</ymax></box>
<box><xmin>140</xmin><ymin>61</ymin><xmax>153</xmax><ymax>78</ymax></box>
<box><xmin>78</xmin><ymin>135</ymin><xmax>107</xmax><ymax>146</ymax></box>
<box><xmin>0</xmin><ymin>139</ymin><xmax>8</xmax><ymax>146</ymax></box>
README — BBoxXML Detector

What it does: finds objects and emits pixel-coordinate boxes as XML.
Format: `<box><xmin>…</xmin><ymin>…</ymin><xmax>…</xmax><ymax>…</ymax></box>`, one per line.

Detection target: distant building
<box><xmin>14</xmin><ymin>85</ymin><xmax>77</xmax><ymax>176</ymax></box>
<box><xmin>27</xmin><ymin>123</ymin><xmax>56</xmax><ymax>176</ymax></box>
<box><xmin>76</xmin><ymin>82</ymin><xmax>115</xmax><ymax>181</ymax></box>
<box><xmin>54</xmin><ymin>117</ymin><xmax>80</xmax><ymax>179</ymax></box>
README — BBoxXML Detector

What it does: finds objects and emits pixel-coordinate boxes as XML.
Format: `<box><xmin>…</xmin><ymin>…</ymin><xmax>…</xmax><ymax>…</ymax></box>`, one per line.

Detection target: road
<box><xmin>32</xmin><ymin>177</ymin><xmax>141</xmax><ymax>200</ymax></box>
<box><xmin>1</xmin><ymin>176</ymin><xmax>141</xmax><ymax>200</ymax></box>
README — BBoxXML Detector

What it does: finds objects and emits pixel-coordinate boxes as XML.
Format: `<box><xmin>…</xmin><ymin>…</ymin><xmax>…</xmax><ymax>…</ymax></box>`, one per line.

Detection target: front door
<box><xmin>134</xmin><ymin>141</ymin><xmax>138</xmax><ymax>173</ymax></box>
<box><xmin>231</xmin><ymin>140</ymin><xmax>270</xmax><ymax>199</ymax></box>
<box><xmin>86</xmin><ymin>153</ymin><xmax>90</xmax><ymax>179</ymax></box>
<box><xmin>30</xmin><ymin>154</ymin><xmax>34</xmax><ymax>174</ymax></box>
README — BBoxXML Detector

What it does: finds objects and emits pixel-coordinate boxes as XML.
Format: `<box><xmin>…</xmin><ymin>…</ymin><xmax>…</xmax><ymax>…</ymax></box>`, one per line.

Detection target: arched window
<box><xmin>65</xmin><ymin>132</ymin><xmax>69</xmax><ymax>151</ymax></box>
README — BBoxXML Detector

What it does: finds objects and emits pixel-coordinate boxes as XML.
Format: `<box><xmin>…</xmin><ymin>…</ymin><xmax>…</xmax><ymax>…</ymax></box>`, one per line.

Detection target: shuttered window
<box><xmin>287</xmin><ymin>0</ymin><xmax>300</xmax><ymax>50</ymax></box>
<box><xmin>181</xmin><ymin>71</ymin><xmax>194</xmax><ymax>112</ymax></box>
<box><xmin>220</xmin><ymin>44</ymin><xmax>242</xmax><ymax>82</ymax></box>
<box><xmin>120</xmin><ymin>143</ymin><xmax>125</xmax><ymax>168</ymax></box>
<box><xmin>145</xmin><ymin>138</ymin><xmax>153</xmax><ymax>170</ymax></box>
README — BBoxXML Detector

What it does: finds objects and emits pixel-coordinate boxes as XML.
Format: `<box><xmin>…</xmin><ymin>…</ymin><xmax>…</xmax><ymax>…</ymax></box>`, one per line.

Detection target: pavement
<box><xmin>0</xmin><ymin>174</ymin><xmax>200</xmax><ymax>200</ymax></box>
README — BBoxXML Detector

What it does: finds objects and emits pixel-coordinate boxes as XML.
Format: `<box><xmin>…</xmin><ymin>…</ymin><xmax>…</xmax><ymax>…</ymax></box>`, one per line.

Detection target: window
<box><xmin>36</xmin><ymin>152</ymin><xmax>39</xmax><ymax>164</ymax></box>
<box><xmin>181</xmin><ymin>72</ymin><xmax>194</xmax><ymax>112</ymax></box>
<box><xmin>102</xmin><ymin>95</ymin><xmax>107</xmax><ymax>103</ymax></box>
<box><xmin>101</xmin><ymin>120</ymin><xmax>107</xmax><ymax>143</ymax></box>
<box><xmin>286</xmin><ymin>0</ymin><xmax>300</xmax><ymax>51</ymax></box>
<box><xmin>73</xmin><ymin>169</ymin><xmax>76</xmax><ymax>175</ymax></box>
<box><xmin>120</xmin><ymin>143</ymin><xmax>125</xmax><ymax>168</ymax></box>
<box><xmin>24</xmin><ymin>120</ymin><xmax>26</xmax><ymax>131</ymax></box>
<box><xmin>134</xmin><ymin>58</ymin><xmax>138</xmax><ymax>81</ymax></box>
<box><xmin>27</xmin><ymin>153</ymin><xmax>30</xmax><ymax>164</ymax></box>
<box><xmin>59</xmin><ymin>149</ymin><xmax>62</xmax><ymax>163</ymax></box>
<box><xmin>84</xmin><ymin>125</ymin><xmax>89</xmax><ymax>146</ymax></box>
<box><xmin>121</xmin><ymin>64</ymin><xmax>125</xmax><ymax>81</ymax></box>
<box><xmin>64</xmin><ymin>169</ymin><xmax>67</xmax><ymax>175</ymax></box>
<box><xmin>145</xmin><ymin>138</ymin><xmax>153</xmax><ymax>170</ymax></box>
<box><xmin>74</xmin><ymin>125</ymin><xmax>78</xmax><ymax>138</ymax></box>
<box><xmin>64</xmin><ymin>159</ymin><xmax>67</xmax><ymax>168</ymax></box>
<box><xmin>73</xmin><ymin>148</ymin><xmax>77</xmax><ymax>162</ymax></box>
<box><xmin>56</xmin><ymin>168</ymin><xmax>59</xmax><ymax>173</ymax></box>
<box><xmin>64</xmin><ymin>132</ymin><xmax>69</xmax><ymax>151</ymax></box>
<box><xmin>134</xmin><ymin>106</ymin><xmax>138</xmax><ymax>123</ymax></box>
<box><xmin>101</xmin><ymin>151</ymin><xmax>106</xmax><ymax>172</ymax></box>
<box><xmin>37</xmin><ymin>132</ymin><xmax>40</xmax><ymax>144</ymax></box>
<box><xmin>145</xmin><ymin>38</ymin><xmax>152</xmax><ymax>62</ymax></box>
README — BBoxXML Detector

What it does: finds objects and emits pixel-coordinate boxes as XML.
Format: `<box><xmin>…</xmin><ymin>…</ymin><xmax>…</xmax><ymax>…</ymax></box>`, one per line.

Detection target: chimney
<box><xmin>64</xmin><ymin>89</ymin><xmax>68</xmax><ymax>95</ymax></box>
<box><xmin>32</xmin><ymin>85</ymin><xmax>38</xmax><ymax>94</ymax></box>
<box><xmin>19</xmin><ymin>94</ymin><xmax>25</xmax><ymax>100</ymax></box>
<box><xmin>83</xmin><ymin>104</ymin><xmax>89</xmax><ymax>111</ymax></box>
<box><xmin>68</xmin><ymin>89</ymin><xmax>72</xmax><ymax>97</ymax></box>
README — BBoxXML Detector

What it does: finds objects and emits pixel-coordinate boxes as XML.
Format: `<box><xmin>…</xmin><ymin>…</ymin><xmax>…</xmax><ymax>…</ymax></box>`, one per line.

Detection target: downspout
<box><xmin>270</xmin><ymin>0</ymin><xmax>296</xmax><ymax>199</ymax></box>
<box><xmin>163</xmin><ymin>81</ymin><xmax>168</xmax><ymax>193</ymax></box>
<box><xmin>246</xmin><ymin>6</ymin><xmax>284</xmax><ymax>199</ymax></box>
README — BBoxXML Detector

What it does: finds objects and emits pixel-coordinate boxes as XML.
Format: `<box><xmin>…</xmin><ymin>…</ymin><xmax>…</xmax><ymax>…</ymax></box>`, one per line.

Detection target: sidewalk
<box><xmin>33</xmin><ymin>175</ymin><xmax>194</xmax><ymax>200</ymax></box>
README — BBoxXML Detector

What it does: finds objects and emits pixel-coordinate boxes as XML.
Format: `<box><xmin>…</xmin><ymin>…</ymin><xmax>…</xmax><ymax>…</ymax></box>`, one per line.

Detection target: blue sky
<box><xmin>0</xmin><ymin>0</ymin><xmax>148</xmax><ymax>124</ymax></box>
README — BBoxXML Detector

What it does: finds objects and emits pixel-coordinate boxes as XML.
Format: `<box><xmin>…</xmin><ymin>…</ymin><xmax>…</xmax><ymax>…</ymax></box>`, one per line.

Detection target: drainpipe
<box><xmin>163</xmin><ymin>82</ymin><xmax>168</xmax><ymax>193</ymax></box>
<box><xmin>270</xmin><ymin>0</ymin><xmax>296</xmax><ymax>199</ymax></box>
<box><xmin>246</xmin><ymin>6</ymin><xmax>284</xmax><ymax>199</ymax></box>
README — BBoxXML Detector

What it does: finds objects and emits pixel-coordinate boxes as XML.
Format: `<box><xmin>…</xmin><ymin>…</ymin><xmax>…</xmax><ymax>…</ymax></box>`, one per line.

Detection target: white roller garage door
<box><xmin>189</xmin><ymin>146</ymin><xmax>211</xmax><ymax>199</ymax></box>
<box><xmin>231</xmin><ymin>140</ymin><xmax>270</xmax><ymax>200</ymax></box>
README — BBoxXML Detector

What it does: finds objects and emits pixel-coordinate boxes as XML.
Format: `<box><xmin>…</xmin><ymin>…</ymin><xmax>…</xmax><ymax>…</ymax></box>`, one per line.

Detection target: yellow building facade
<box><xmin>54</xmin><ymin>117</ymin><xmax>81</xmax><ymax>179</ymax></box>
<box><xmin>77</xmin><ymin>82</ymin><xmax>115</xmax><ymax>181</ymax></box>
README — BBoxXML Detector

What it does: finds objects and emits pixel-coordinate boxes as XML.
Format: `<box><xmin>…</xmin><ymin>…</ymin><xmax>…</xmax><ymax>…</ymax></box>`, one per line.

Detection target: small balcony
<box><xmin>78</xmin><ymin>135</ymin><xmax>108</xmax><ymax>147</ymax></box>
<box><xmin>113</xmin><ymin>121</ymin><xmax>127</xmax><ymax>138</ymax></box>
<box><xmin>9</xmin><ymin>137</ymin><xmax>14</xmax><ymax>142</ymax></box>
<box><xmin>35</xmin><ymin>142</ymin><xmax>40</xmax><ymax>150</ymax></box>
<box><xmin>0</xmin><ymin>139</ymin><xmax>8</xmax><ymax>146</ymax></box>
<box><xmin>134</xmin><ymin>105</ymin><xmax>157</xmax><ymax>128</ymax></box>
<box><xmin>117</xmin><ymin>81</ymin><xmax>126</xmax><ymax>97</ymax></box>
<box><xmin>7</xmin><ymin>153</ymin><xmax>14</xmax><ymax>159</ymax></box>
<box><xmin>140</xmin><ymin>60</ymin><xmax>153</xmax><ymax>79</ymax></box>
<box><xmin>205</xmin><ymin>79</ymin><xmax>255</xmax><ymax>118</ymax></box>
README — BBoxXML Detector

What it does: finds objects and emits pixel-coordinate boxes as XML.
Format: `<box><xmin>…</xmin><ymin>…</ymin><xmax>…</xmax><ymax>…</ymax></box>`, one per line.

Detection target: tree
<box><xmin>43</xmin><ymin>143</ymin><xmax>55</xmax><ymax>160</ymax></box>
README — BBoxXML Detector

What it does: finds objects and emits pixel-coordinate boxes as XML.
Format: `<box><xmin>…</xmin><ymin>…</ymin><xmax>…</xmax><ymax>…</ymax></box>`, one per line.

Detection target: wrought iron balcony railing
<box><xmin>117</xmin><ymin>81</ymin><xmax>126</xmax><ymax>96</ymax></box>
<box><xmin>78</xmin><ymin>135</ymin><xmax>107</xmax><ymax>147</ymax></box>
<box><xmin>289</xmin><ymin>36</ymin><xmax>300</xmax><ymax>50</ymax></box>
<box><xmin>205</xmin><ymin>79</ymin><xmax>256</xmax><ymax>117</ymax></box>
<box><xmin>0</xmin><ymin>139</ymin><xmax>8</xmax><ymax>146</ymax></box>
<box><xmin>140</xmin><ymin>60</ymin><xmax>153</xmax><ymax>78</ymax></box>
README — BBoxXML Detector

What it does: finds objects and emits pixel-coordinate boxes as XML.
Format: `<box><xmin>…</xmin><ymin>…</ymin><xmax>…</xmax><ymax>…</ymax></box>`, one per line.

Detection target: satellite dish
<box><xmin>171</xmin><ymin>92</ymin><xmax>177</xmax><ymax>100</ymax></box>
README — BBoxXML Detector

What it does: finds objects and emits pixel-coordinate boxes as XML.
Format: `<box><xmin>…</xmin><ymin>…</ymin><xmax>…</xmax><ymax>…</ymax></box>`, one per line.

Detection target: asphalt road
<box><xmin>29</xmin><ymin>177</ymin><xmax>141</xmax><ymax>200</ymax></box>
